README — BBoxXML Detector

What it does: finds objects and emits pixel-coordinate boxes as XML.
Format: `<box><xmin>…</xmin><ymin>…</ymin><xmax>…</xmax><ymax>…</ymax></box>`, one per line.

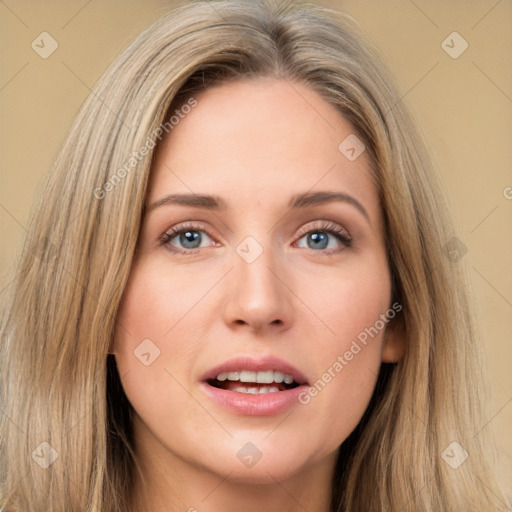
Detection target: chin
<box><xmin>189</xmin><ymin>436</ymin><xmax>319</xmax><ymax>485</ymax></box>
<box><xmin>210</xmin><ymin>457</ymin><xmax>307</xmax><ymax>485</ymax></box>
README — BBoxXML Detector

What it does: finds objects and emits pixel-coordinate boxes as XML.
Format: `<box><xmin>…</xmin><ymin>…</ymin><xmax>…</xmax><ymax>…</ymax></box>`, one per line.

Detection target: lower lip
<box><xmin>201</xmin><ymin>382</ymin><xmax>307</xmax><ymax>416</ymax></box>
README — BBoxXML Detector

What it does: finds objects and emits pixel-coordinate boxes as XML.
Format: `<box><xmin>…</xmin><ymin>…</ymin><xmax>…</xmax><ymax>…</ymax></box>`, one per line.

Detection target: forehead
<box><xmin>147</xmin><ymin>78</ymin><xmax>381</xmax><ymax>225</ymax></box>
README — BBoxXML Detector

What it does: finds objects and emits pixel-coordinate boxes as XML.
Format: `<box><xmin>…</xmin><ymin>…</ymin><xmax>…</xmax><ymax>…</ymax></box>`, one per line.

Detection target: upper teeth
<box><xmin>216</xmin><ymin>370</ymin><xmax>295</xmax><ymax>385</ymax></box>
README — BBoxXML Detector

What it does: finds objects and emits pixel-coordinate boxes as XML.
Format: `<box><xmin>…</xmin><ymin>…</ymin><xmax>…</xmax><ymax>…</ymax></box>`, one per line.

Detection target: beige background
<box><xmin>1</xmin><ymin>0</ymin><xmax>511</xmax><ymax>498</ymax></box>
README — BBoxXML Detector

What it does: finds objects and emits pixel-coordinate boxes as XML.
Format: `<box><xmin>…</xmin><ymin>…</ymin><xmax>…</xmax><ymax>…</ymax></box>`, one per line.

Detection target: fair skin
<box><xmin>112</xmin><ymin>78</ymin><xmax>406</xmax><ymax>512</ymax></box>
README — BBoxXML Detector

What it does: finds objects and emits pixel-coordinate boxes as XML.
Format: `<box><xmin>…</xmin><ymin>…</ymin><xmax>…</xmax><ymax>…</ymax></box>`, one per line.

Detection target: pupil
<box><xmin>308</xmin><ymin>232</ymin><xmax>328</xmax><ymax>249</ymax></box>
<box><xmin>180</xmin><ymin>231</ymin><xmax>201</xmax><ymax>248</ymax></box>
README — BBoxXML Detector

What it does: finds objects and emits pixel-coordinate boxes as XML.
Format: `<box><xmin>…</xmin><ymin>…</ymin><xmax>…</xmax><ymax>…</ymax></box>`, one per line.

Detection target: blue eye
<box><xmin>161</xmin><ymin>221</ymin><xmax>352</xmax><ymax>255</ymax></box>
<box><xmin>162</xmin><ymin>226</ymin><xmax>214</xmax><ymax>253</ymax></box>
<box><xmin>295</xmin><ymin>222</ymin><xmax>352</xmax><ymax>252</ymax></box>
<box><xmin>298</xmin><ymin>232</ymin><xmax>331</xmax><ymax>250</ymax></box>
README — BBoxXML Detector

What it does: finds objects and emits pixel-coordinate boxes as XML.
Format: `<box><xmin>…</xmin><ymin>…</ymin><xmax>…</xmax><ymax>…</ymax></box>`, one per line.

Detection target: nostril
<box><xmin>233</xmin><ymin>319</ymin><xmax>282</xmax><ymax>325</ymax></box>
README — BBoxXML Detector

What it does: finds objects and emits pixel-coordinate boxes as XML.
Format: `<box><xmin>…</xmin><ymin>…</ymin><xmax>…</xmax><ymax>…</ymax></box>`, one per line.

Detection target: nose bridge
<box><xmin>222</xmin><ymin>235</ymin><xmax>292</xmax><ymax>332</ymax></box>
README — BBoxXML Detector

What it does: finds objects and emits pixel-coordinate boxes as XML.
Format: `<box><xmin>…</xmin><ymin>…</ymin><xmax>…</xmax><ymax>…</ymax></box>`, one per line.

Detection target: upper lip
<box><xmin>201</xmin><ymin>355</ymin><xmax>309</xmax><ymax>385</ymax></box>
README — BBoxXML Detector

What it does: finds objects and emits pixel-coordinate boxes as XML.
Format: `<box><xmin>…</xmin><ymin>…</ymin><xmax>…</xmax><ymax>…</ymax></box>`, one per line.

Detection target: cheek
<box><xmin>112</xmin><ymin>259</ymin><xmax>189</xmax><ymax>390</ymax></box>
<box><xmin>112</xmin><ymin>253</ymin><xmax>223</xmax><ymax>392</ymax></box>
<box><xmin>295</xmin><ymin>257</ymin><xmax>391</xmax><ymax>440</ymax></box>
<box><xmin>302</xmin><ymin>254</ymin><xmax>391</xmax><ymax>350</ymax></box>
<box><xmin>114</xmin><ymin>256</ymin><xmax>215</xmax><ymax>350</ymax></box>
<box><xmin>112</xmin><ymin>261</ymin><xmax>206</xmax><ymax>443</ymax></box>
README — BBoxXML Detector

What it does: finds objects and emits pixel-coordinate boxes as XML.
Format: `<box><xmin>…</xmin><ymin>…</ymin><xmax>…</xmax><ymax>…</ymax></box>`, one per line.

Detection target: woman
<box><xmin>0</xmin><ymin>1</ymin><xmax>507</xmax><ymax>510</ymax></box>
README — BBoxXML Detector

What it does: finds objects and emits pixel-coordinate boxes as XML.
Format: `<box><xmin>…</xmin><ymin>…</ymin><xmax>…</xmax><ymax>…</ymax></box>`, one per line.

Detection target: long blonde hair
<box><xmin>0</xmin><ymin>1</ymin><xmax>506</xmax><ymax>510</ymax></box>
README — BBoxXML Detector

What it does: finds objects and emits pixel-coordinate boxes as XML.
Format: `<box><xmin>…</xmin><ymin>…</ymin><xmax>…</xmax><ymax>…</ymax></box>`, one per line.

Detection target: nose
<box><xmin>222</xmin><ymin>244</ymin><xmax>293</xmax><ymax>335</ymax></box>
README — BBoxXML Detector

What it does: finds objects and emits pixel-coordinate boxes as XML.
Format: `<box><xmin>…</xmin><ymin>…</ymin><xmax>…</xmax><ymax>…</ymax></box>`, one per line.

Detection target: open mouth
<box><xmin>206</xmin><ymin>370</ymin><xmax>300</xmax><ymax>394</ymax></box>
<box><xmin>201</xmin><ymin>359</ymin><xmax>309</xmax><ymax>415</ymax></box>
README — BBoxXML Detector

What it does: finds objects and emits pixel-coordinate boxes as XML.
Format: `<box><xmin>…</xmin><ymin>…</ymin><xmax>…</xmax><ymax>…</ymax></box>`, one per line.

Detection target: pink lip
<box><xmin>200</xmin><ymin>355</ymin><xmax>309</xmax><ymax>417</ymax></box>
<box><xmin>201</xmin><ymin>383</ymin><xmax>308</xmax><ymax>416</ymax></box>
<box><xmin>200</xmin><ymin>355</ymin><xmax>308</xmax><ymax>384</ymax></box>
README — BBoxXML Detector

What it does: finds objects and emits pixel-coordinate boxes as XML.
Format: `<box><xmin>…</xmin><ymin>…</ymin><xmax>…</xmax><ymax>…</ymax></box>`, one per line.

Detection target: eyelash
<box><xmin>160</xmin><ymin>221</ymin><xmax>353</xmax><ymax>256</ymax></box>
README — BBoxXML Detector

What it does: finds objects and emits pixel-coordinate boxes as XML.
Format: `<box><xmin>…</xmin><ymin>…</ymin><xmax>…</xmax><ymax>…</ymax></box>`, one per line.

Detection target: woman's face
<box><xmin>112</xmin><ymin>78</ymin><xmax>405</xmax><ymax>486</ymax></box>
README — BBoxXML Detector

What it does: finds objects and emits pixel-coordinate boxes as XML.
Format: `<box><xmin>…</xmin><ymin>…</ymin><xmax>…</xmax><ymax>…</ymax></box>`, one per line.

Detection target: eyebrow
<box><xmin>288</xmin><ymin>191</ymin><xmax>369</xmax><ymax>221</ymax></box>
<box><xmin>146</xmin><ymin>190</ymin><xmax>369</xmax><ymax>221</ymax></box>
<box><xmin>147</xmin><ymin>193</ymin><xmax>228</xmax><ymax>211</ymax></box>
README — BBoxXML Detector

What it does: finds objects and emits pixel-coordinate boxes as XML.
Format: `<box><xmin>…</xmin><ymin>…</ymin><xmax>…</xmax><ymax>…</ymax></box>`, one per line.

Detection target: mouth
<box><xmin>206</xmin><ymin>370</ymin><xmax>300</xmax><ymax>394</ymax></box>
<box><xmin>200</xmin><ymin>356</ymin><xmax>309</xmax><ymax>416</ymax></box>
